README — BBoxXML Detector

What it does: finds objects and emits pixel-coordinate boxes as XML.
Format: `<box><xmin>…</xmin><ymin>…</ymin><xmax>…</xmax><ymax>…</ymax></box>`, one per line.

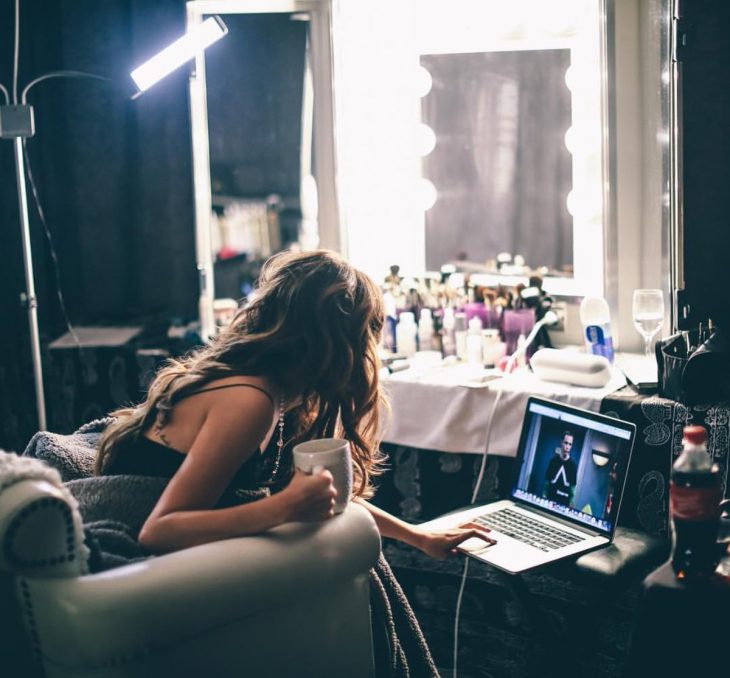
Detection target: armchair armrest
<box><xmin>0</xmin><ymin>479</ymin><xmax>88</xmax><ymax>578</ymax></box>
<box><xmin>19</xmin><ymin>503</ymin><xmax>381</xmax><ymax>677</ymax></box>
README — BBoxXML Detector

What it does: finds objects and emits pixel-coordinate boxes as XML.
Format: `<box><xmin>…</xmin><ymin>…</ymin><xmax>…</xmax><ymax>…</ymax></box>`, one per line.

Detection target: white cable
<box><xmin>13</xmin><ymin>0</ymin><xmax>20</xmax><ymax>104</ymax></box>
<box><xmin>452</xmin><ymin>384</ymin><xmax>506</xmax><ymax>678</ymax></box>
<box><xmin>0</xmin><ymin>83</ymin><xmax>9</xmax><ymax>104</ymax></box>
<box><xmin>22</xmin><ymin>71</ymin><xmax>110</xmax><ymax>104</ymax></box>
<box><xmin>452</xmin><ymin>556</ymin><xmax>471</xmax><ymax>675</ymax></box>
<box><xmin>451</xmin><ymin>314</ymin><xmax>556</xmax><ymax>677</ymax></box>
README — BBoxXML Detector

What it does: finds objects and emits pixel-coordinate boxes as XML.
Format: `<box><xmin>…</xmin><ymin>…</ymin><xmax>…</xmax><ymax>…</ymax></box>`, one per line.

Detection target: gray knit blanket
<box><xmin>21</xmin><ymin>419</ymin><xmax>438</xmax><ymax>677</ymax></box>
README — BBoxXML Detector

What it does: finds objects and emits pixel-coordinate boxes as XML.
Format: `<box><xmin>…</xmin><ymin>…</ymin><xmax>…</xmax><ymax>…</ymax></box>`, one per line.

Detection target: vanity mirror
<box><xmin>332</xmin><ymin>0</ymin><xmax>607</xmax><ymax>297</ymax></box>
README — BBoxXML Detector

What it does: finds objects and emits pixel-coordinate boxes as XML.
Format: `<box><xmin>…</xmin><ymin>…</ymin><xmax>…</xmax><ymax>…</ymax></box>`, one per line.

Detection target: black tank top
<box><xmin>105</xmin><ymin>383</ymin><xmax>282</xmax><ymax>501</ymax></box>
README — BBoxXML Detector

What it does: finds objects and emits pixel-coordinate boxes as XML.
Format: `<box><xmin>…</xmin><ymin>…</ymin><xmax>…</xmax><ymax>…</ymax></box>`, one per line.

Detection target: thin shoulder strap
<box><xmin>180</xmin><ymin>383</ymin><xmax>275</xmax><ymax>408</ymax></box>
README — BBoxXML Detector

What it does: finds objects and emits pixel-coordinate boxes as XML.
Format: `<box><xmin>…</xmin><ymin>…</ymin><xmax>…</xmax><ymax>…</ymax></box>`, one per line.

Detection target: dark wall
<box><xmin>678</xmin><ymin>0</ymin><xmax>730</xmax><ymax>328</ymax></box>
<box><xmin>0</xmin><ymin>0</ymin><xmax>197</xmax><ymax>449</ymax></box>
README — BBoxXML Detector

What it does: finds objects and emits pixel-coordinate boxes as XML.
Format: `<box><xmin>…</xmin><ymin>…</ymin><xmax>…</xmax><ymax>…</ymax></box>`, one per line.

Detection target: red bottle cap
<box><xmin>682</xmin><ymin>425</ymin><xmax>707</xmax><ymax>445</ymax></box>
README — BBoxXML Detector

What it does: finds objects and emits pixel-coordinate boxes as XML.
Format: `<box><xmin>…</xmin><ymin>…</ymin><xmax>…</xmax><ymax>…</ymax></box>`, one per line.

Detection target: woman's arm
<box><xmin>138</xmin><ymin>389</ymin><xmax>336</xmax><ymax>553</ymax></box>
<box><xmin>355</xmin><ymin>499</ymin><xmax>495</xmax><ymax>560</ymax></box>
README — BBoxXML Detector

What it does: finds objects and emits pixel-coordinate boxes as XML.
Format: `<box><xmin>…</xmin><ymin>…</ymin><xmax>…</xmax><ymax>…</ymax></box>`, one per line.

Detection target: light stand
<box><xmin>0</xmin><ymin>15</ymin><xmax>227</xmax><ymax>431</ymax></box>
<box><xmin>6</xmin><ymin>119</ymin><xmax>46</xmax><ymax>429</ymax></box>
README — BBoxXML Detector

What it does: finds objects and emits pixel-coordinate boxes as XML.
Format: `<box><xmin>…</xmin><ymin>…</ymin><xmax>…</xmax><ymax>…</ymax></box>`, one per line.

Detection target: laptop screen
<box><xmin>510</xmin><ymin>397</ymin><xmax>635</xmax><ymax>535</ymax></box>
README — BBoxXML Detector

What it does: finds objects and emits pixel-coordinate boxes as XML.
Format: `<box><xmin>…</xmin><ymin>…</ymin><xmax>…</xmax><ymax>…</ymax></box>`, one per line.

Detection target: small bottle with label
<box><xmin>579</xmin><ymin>296</ymin><xmax>614</xmax><ymax>363</ymax></box>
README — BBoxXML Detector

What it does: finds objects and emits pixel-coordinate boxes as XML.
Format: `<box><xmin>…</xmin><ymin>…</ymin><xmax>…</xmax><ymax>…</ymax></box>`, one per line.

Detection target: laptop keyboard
<box><xmin>474</xmin><ymin>508</ymin><xmax>586</xmax><ymax>552</ymax></box>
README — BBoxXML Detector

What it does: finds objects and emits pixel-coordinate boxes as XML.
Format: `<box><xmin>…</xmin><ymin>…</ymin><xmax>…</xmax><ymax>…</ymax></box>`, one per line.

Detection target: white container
<box><xmin>454</xmin><ymin>312</ymin><xmax>468</xmax><ymax>361</ymax></box>
<box><xmin>396</xmin><ymin>312</ymin><xmax>417</xmax><ymax>357</ymax></box>
<box><xmin>579</xmin><ymin>296</ymin><xmax>614</xmax><ymax>363</ymax></box>
<box><xmin>418</xmin><ymin>308</ymin><xmax>434</xmax><ymax>351</ymax></box>
<box><xmin>466</xmin><ymin>316</ymin><xmax>483</xmax><ymax>364</ymax></box>
<box><xmin>530</xmin><ymin>348</ymin><xmax>612</xmax><ymax>387</ymax></box>
<box><xmin>442</xmin><ymin>307</ymin><xmax>456</xmax><ymax>357</ymax></box>
<box><xmin>481</xmin><ymin>329</ymin><xmax>500</xmax><ymax>367</ymax></box>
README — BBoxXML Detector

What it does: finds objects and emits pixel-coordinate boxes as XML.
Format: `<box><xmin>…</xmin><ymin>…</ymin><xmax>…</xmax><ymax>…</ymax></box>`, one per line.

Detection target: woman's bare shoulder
<box><xmin>199</xmin><ymin>375</ymin><xmax>277</xmax><ymax>403</ymax></box>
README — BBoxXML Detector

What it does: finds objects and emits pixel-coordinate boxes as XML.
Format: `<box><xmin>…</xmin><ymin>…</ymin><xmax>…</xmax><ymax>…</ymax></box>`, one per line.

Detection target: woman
<box><xmin>96</xmin><ymin>250</ymin><xmax>489</xmax><ymax>557</ymax></box>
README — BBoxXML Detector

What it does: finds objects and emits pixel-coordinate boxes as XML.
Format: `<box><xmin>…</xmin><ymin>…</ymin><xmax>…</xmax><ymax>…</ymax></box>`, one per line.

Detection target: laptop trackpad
<box><xmin>459</xmin><ymin>537</ymin><xmax>496</xmax><ymax>553</ymax></box>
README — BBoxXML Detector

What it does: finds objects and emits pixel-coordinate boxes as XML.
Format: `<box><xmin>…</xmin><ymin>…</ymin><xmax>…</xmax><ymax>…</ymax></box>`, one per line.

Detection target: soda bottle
<box><xmin>670</xmin><ymin>425</ymin><xmax>723</xmax><ymax>579</ymax></box>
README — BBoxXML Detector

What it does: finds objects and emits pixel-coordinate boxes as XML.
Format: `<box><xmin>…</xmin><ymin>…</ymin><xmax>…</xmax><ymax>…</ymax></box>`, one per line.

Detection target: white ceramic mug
<box><xmin>292</xmin><ymin>438</ymin><xmax>353</xmax><ymax>514</ymax></box>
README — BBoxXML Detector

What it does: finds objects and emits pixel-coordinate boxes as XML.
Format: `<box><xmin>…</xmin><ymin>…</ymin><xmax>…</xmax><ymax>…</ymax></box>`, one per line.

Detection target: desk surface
<box><xmin>625</xmin><ymin>561</ymin><xmax>730</xmax><ymax>677</ymax></box>
<box><xmin>381</xmin><ymin>361</ymin><xmax>627</xmax><ymax>456</ymax></box>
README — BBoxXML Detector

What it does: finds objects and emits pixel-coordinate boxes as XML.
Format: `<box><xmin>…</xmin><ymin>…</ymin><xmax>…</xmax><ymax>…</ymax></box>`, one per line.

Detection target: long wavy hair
<box><xmin>96</xmin><ymin>250</ymin><xmax>387</xmax><ymax>498</ymax></box>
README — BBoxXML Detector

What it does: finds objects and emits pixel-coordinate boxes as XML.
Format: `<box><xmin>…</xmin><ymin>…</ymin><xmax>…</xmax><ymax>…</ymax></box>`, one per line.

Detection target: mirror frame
<box><xmin>187</xmin><ymin>0</ymin><xmax>339</xmax><ymax>341</ymax></box>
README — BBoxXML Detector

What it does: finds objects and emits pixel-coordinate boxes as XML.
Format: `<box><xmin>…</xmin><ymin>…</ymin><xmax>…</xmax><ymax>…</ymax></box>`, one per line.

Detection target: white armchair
<box><xmin>0</xmin><ymin>478</ymin><xmax>381</xmax><ymax>678</ymax></box>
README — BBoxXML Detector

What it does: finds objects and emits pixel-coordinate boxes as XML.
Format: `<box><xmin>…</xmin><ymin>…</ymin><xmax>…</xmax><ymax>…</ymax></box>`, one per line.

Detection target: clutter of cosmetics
<box><xmin>381</xmin><ymin>264</ymin><xmax>554</xmax><ymax>368</ymax></box>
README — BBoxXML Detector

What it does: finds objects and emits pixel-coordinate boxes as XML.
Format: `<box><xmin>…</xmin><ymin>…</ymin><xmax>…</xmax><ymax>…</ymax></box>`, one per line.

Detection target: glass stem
<box><xmin>645</xmin><ymin>336</ymin><xmax>652</xmax><ymax>357</ymax></box>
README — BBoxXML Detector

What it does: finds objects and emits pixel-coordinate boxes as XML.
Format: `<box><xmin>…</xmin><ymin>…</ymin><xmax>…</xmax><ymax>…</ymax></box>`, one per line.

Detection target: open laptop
<box><xmin>432</xmin><ymin>396</ymin><xmax>636</xmax><ymax>574</ymax></box>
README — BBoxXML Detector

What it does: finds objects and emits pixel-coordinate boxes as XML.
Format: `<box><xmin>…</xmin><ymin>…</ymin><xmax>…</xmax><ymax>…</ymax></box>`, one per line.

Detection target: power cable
<box><xmin>22</xmin><ymin>71</ymin><xmax>111</xmax><ymax>104</ymax></box>
<box><xmin>22</xmin><ymin>139</ymin><xmax>84</xmax><ymax>355</ymax></box>
<box><xmin>451</xmin><ymin>313</ymin><xmax>559</xmax><ymax>675</ymax></box>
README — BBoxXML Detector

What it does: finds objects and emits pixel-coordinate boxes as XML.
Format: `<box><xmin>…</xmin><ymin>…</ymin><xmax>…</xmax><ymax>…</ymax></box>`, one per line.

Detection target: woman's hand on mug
<box><xmin>280</xmin><ymin>469</ymin><xmax>338</xmax><ymax>522</ymax></box>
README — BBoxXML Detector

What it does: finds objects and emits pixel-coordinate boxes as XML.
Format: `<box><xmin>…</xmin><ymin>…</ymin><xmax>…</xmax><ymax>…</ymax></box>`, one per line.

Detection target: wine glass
<box><xmin>632</xmin><ymin>289</ymin><xmax>664</xmax><ymax>357</ymax></box>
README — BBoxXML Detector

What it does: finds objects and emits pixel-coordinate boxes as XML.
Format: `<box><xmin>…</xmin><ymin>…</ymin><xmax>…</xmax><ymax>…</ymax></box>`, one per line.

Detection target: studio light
<box><xmin>130</xmin><ymin>16</ymin><xmax>228</xmax><ymax>94</ymax></box>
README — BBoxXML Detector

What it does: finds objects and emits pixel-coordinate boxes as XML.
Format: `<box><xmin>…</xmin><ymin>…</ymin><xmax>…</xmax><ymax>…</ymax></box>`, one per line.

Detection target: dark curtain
<box><xmin>421</xmin><ymin>49</ymin><xmax>573</xmax><ymax>273</ymax></box>
<box><xmin>0</xmin><ymin>0</ymin><xmax>197</xmax><ymax>450</ymax></box>
<box><xmin>678</xmin><ymin>0</ymin><xmax>730</xmax><ymax>328</ymax></box>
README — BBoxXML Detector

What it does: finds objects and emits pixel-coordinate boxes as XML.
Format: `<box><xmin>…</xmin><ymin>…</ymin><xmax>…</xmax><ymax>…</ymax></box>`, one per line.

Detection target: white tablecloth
<box><xmin>381</xmin><ymin>362</ymin><xmax>627</xmax><ymax>457</ymax></box>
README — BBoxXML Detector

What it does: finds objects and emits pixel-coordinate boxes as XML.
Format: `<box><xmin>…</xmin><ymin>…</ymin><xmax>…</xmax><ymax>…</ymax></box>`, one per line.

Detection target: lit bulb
<box><xmin>566</xmin><ymin>189</ymin><xmax>602</xmax><ymax>220</ymax></box>
<box><xmin>415</xmin><ymin>65</ymin><xmax>433</xmax><ymax>98</ymax></box>
<box><xmin>564</xmin><ymin>66</ymin><xmax>576</xmax><ymax>91</ymax></box>
<box><xmin>564</xmin><ymin>127</ymin><xmax>576</xmax><ymax>154</ymax></box>
<box><xmin>419</xmin><ymin>179</ymin><xmax>438</xmax><ymax>211</ymax></box>
<box><xmin>417</xmin><ymin>124</ymin><xmax>437</xmax><ymax>156</ymax></box>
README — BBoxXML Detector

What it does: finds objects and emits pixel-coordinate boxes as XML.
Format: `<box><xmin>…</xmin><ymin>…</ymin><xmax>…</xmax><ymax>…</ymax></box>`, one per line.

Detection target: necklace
<box><xmin>264</xmin><ymin>395</ymin><xmax>285</xmax><ymax>482</ymax></box>
<box><xmin>277</xmin><ymin>395</ymin><xmax>285</xmax><ymax>453</ymax></box>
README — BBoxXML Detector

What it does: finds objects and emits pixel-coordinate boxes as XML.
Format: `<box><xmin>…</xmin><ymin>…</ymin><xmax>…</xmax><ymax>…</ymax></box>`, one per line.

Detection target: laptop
<box><xmin>427</xmin><ymin>396</ymin><xmax>636</xmax><ymax>574</ymax></box>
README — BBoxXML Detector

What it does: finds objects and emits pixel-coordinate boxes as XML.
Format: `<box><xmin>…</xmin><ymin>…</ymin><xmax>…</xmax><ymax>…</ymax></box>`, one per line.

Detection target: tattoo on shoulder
<box><xmin>156</xmin><ymin>427</ymin><xmax>172</xmax><ymax>449</ymax></box>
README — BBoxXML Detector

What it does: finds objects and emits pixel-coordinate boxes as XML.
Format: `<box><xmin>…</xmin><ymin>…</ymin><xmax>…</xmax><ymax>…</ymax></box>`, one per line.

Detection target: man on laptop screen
<box><xmin>543</xmin><ymin>430</ymin><xmax>578</xmax><ymax>506</ymax></box>
<box><xmin>426</xmin><ymin>397</ymin><xmax>636</xmax><ymax>574</ymax></box>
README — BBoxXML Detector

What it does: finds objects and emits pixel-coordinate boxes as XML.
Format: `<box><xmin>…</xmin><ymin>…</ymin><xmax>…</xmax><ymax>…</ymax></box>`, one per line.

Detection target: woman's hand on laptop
<box><xmin>413</xmin><ymin>525</ymin><xmax>496</xmax><ymax>560</ymax></box>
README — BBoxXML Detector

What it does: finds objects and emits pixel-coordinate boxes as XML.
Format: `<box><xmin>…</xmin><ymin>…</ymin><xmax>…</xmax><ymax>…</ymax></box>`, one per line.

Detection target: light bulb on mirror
<box><xmin>414</xmin><ymin>65</ymin><xmax>433</xmax><ymax>98</ymax></box>
<box><xmin>416</xmin><ymin>123</ymin><xmax>437</xmax><ymax>157</ymax></box>
<box><xmin>418</xmin><ymin>178</ymin><xmax>438</xmax><ymax>211</ymax></box>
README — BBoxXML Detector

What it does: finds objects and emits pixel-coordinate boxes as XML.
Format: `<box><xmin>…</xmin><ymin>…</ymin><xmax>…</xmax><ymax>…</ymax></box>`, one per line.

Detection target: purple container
<box><xmin>463</xmin><ymin>303</ymin><xmax>501</xmax><ymax>330</ymax></box>
<box><xmin>501</xmin><ymin>309</ymin><xmax>535</xmax><ymax>355</ymax></box>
